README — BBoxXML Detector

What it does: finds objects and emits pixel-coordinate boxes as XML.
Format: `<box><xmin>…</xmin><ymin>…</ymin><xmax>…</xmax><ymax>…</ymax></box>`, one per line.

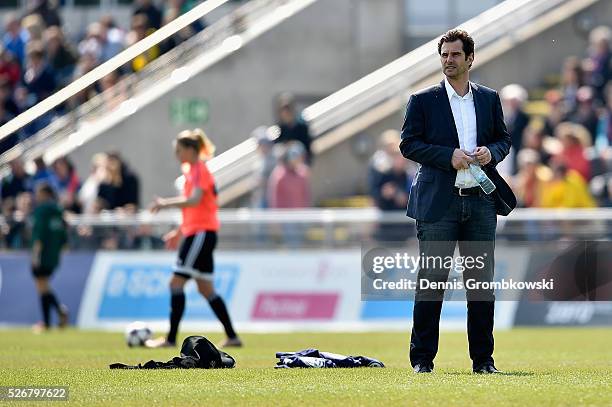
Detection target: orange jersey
<box><xmin>180</xmin><ymin>160</ymin><xmax>219</xmax><ymax>236</ymax></box>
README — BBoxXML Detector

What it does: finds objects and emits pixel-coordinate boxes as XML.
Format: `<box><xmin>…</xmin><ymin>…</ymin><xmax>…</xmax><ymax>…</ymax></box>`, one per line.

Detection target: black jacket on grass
<box><xmin>110</xmin><ymin>336</ymin><xmax>235</xmax><ymax>369</ymax></box>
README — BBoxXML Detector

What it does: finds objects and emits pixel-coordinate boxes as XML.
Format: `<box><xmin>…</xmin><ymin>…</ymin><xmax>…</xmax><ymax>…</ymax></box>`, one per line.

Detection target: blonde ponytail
<box><xmin>176</xmin><ymin>128</ymin><xmax>216</xmax><ymax>160</ymax></box>
<box><xmin>192</xmin><ymin>128</ymin><xmax>216</xmax><ymax>160</ymax></box>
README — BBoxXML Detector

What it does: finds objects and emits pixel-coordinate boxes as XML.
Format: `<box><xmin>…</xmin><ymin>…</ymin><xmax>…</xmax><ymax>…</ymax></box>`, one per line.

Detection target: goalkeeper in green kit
<box><xmin>31</xmin><ymin>183</ymin><xmax>69</xmax><ymax>332</ymax></box>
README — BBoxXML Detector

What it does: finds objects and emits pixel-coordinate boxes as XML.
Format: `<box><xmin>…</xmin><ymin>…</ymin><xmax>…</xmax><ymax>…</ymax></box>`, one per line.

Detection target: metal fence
<box><xmin>2</xmin><ymin>208</ymin><xmax>610</xmax><ymax>251</ymax></box>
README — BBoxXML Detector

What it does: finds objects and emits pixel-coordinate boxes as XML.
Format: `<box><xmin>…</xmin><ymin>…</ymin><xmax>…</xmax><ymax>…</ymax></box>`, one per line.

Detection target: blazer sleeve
<box><xmin>486</xmin><ymin>92</ymin><xmax>512</xmax><ymax>167</ymax></box>
<box><xmin>399</xmin><ymin>94</ymin><xmax>454</xmax><ymax>172</ymax></box>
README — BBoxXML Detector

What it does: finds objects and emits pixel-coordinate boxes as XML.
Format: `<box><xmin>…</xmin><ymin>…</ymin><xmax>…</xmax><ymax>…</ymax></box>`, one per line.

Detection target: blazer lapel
<box><xmin>437</xmin><ymin>80</ymin><xmax>460</xmax><ymax>148</ymax></box>
<box><xmin>471</xmin><ymin>82</ymin><xmax>485</xmax><ymax>146</ymax></box>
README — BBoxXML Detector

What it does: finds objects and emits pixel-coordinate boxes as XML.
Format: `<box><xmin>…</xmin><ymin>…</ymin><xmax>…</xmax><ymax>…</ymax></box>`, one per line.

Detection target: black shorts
<box><xmin>32</xmin><ymin>265</ymin><xmax>55</xmax><ymax>278</ymax></box>
<box><xmin>174</xmin><ymin>231</ymin><xmax>217</xmax><ymax>281</ymax></box>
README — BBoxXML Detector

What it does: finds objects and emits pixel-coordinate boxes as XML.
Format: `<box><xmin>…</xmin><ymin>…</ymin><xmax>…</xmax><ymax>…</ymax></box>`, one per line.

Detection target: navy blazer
<box><xmin>400</xmin><ymin>80</ymin><xmax>517</xmax><ymax>222</ymax></box>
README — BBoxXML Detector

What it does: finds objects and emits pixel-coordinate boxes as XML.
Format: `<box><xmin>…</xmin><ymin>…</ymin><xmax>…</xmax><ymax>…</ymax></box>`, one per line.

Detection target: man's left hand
<box><xmin>473</xmin><ymin>146</ymin><xmax>492</xmax><ymax>165</ymax></box>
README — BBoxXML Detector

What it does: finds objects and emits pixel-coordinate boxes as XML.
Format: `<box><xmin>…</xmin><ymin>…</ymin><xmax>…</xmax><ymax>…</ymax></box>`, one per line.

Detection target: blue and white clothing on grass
<box><xmin>275</xmin><ymin>349</ymin><xmax>384</xmax><ymax>368</ymax></box>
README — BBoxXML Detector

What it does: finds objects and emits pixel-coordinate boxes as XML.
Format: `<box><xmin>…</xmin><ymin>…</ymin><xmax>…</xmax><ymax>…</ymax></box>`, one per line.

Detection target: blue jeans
<box><xmin>410</xmin><ymin>191</ymin><xmax>497</xmax><ymax>369</ymax></box>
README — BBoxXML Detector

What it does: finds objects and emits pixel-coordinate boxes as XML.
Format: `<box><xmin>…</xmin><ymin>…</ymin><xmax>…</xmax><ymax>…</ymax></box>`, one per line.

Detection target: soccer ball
<box><xmin>125</xmin><ymin>321</ymin><xmax>152</xmax><ymax>347</ymax></box>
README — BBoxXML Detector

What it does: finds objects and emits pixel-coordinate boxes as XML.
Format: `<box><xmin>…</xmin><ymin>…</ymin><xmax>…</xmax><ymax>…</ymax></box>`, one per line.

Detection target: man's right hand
<box><xmin>451</xmin><ymin>149</ymin><xmax>474</xmax><ymax>170</ymax></box>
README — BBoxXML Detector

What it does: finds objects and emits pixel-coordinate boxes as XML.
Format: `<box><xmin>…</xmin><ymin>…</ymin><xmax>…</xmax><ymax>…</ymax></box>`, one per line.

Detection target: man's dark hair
<box><xmin>437</xmin><ymin>29</ymin><xmax>475</xmax><ymax>60</ymax></box>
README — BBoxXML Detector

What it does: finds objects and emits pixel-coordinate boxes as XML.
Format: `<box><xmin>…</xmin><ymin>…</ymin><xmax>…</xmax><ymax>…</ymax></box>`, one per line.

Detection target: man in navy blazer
<box><xmin>400</xmin><ymin>29</ymin><xmax>516</xmax><ymax>374</ymax></box>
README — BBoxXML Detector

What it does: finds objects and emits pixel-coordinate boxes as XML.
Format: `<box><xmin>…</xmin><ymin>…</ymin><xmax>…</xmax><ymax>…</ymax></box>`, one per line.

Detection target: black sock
<box><xmin>40</xmin><ymin>292</ymin><xmax>59</xmax><ymax>327</ymax></box>
<box><xmin>167</xmin><ymin>290</ymin><xmax>185</xmax><ymax>344</ymax></box>
<box><xmin>47</xmin><ymin>291</ymin><xmax>60</xmax><ymax>312</ymax></box>
<box><xmin>40</xmin><ymin>293</ymin><xmax>52</xmax><ymax>328</ymax></box>
<box><xmin>208</xmin><ymin>295</ymin><xmax>237</xmax><ymax>339</ymax></box>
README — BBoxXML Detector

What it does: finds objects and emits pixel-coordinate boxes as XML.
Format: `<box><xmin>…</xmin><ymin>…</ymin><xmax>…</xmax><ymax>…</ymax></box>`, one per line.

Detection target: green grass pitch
<box><xmin>0</xmin><ymin>328</ymin><xmax>610</xmax><ymax>406</ymax></box>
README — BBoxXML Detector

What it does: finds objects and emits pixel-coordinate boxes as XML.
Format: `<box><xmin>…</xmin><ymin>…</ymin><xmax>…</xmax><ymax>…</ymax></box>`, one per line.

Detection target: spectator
<box><xmin>542</xmin><ymin>89</ymin><xmax>567</xmax><ymax>138</ymax></box>
<box><xmin>1</xmin><ymin>158</ymin><xmax>32</xmax><ymax>200</ymax></box>
<box><xmin>78</xmin><ymin>21</ymin><xmax>123</xmax><ymax>65</ymax></box>
<box><xmin>97</xmin><ymin>152</ymin><xmax>140</xmax><ymax>211</ymax></box>
<box><xmin>25</xmin><ymin>0</ymin><xmax>62</xmax><ymax>29</ymax></box>
<box><xmin>589</xmin><ymin>146</ymin><xmax>612</xmax><ymax>207</ymax></box>
<box><xmin>99</xmin><ymin>15</ymin><xmax>126</xmax><ymax>62</ymax></box>
<box><xmin>522</xmin><ymin>125</ymin><xmax>552</xmax><ymax>166</ymax></box>
<box><xmin>584</xmin><ymin>26</ymin><xmax>611</xmax><ymax>102</ymax></box>
<box><xmin>368</xmin><ymin>130</ymin><xmax>400</xmax><ymax>198</ymax></box>
<box><xmin>500</xmin><ymin>84</ymin><xmax>530</xmax><ymax>173</ymax></box>
<box><xmin>0</xmin><ymin>45</ymin><xmax>21</xmax><ymax>88</ymax></box>
<box><xmin>554</xmin><ymin>122</ymin><xmax>592</xmax><ymax>181</ymax></box>
<box><xmin>371</xmin><ymin>148</ymin><xmax>414</xmax><ymax>241</ymax></box>
<box><xmin>125</xmin><ymin>14</ymin><xmax>159</xmax><ymax>72</ymax></box>
<box><xmin>595</xmin><ymin>82</ymin><xmax>612</xmax><ymax>149</ymax></box>
<box><xmin>18</xmin><ymin>41</ymin><xmax>56</xmax><ymax>134</ymax></box>
<box><xmin>3</xmin><ymin>13</ymin><xmax>27</xmax><ymax>67</ymax></box>
<box><xmin>78</xmin><ymin>153</ymin><xmax>107</xmax><ymax>214</ymax></box>
<box><xmin>512</xmin><ymin>148</ymin><xmax>551</xmax><ymax>208</ymax></box>
<box><xmin>568</xmin><ymin>86</ymin><xmax>599</xmax><ymax>143</ymax></box>
<box><xmin>274</xmin><ymin>94</ymin><xmax>312</xmax><ymax>164</ymax></box>
<box><xmin>133</xmin><ymin>0</ymin><xmax>163</xmax><ymax>30</ymax></box>
<box><xmin>21</xmin><ymin>14</ymin><xmax>45</xmax><ymax>44</ymax></box>
<box><xmin>96</xmin><ymin>155</ymin><xmax>122</xmax><ymax>211</ymax></box>
<box><xmin>78</xmin><ymin>23</ymin><xmax>105</xmax><ymax>64</ymax></box>
<box><xmin>267</xmin><ymin>142</ymin><xmax>310</xmax><ymax>208</ymax></box>
<box><xmin>560</xmin><ymin>56</ymin><xmax>584</xmax><ymax>114</ymax></box>
<box><xmin>0</xmin><ymin>196</ymin><xmax>16</xmax><ymax>248</ymax></box>
<box><xmin>44</xmin><ymin>26</ymin><xmax>77</xmax><ymax>87</ymax></box>
<box><xmin>372</xmin><ymin>150</ymin><xmax>412</xmax><ymax>212</ymax></box>
<box><xmin>52</xmin><ymin>156</ymin><xmax>80</xmax><ymax>213</ymax></box>
<box><xmin>251</xmin><ymin>126</ymin><xmax>277</xmax><ymax>209</ymax></box>
<box><xmin>22</xmin><ymin>41</ymin><xmax>56</xmax><ymax>106</ymax></box>
<box><xmin>539</xmin><ymin>160</ymin><xmax>596</xmax><ymax>208</ymax></box>
<box><xmin>32</xmin><ymin>156</ymin><xmax>57</xmax><ymax>190</ymax></box>
<box><xmin>3</xmin><ymin>191</ymin><xmax>34</xmax><ymax>249</ymax></box>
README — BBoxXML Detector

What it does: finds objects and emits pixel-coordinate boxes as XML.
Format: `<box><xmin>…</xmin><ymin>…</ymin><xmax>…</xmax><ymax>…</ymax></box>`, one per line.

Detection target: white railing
<box><xmin>61</xmin><ymin>207</ymin><xmax>612</xmax><ymax>227</ymax></box>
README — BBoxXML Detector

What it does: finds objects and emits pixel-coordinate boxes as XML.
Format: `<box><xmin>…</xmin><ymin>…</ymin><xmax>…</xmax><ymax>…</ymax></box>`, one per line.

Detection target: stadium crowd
<box><xmin>0</xmin><ymin>21</ymin><xmax>611</xmax><ymax>249</ymax></box>
<box><xmin>0</xmin><ymin>150</ymin><xmax>145</xmax><ymax>249</ymax></box>
<box><xmin>0</xmin><ymin>0</ymin><xmax>207</xmax><ymax>153</ymax></box>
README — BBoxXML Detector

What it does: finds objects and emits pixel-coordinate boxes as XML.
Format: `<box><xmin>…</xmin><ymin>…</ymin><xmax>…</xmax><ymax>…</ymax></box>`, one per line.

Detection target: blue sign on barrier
<box><xmin>0</xmin><ymin>252</ymin><xmax>95</xmax><ymax>325</ymax></box>
<box><xmin>97</xmin><ymin>263</ymin><xmax>240</xmax><ymax>320</ymax></box>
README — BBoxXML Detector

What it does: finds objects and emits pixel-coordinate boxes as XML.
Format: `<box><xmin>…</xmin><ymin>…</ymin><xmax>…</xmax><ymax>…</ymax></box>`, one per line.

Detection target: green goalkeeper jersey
<box><xmin>32</xmin><ymin>202</ymin><xmax>67</xmax><ymax>270</ymax></box>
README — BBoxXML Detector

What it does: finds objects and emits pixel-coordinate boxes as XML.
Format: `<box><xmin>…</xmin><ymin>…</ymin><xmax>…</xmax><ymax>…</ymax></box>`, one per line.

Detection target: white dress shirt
<box><xmin>444</xmin><ymin>77</ymin><xmax>479</xmax><ymax>188</ymax></box>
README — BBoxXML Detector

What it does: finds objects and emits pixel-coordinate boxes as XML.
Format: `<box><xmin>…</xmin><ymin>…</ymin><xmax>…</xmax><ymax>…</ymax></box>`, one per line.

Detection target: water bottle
<box><xmin>469</xmin><ymin>164</ymin><xmax>496</xmax><ymax>195</ymax></box>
